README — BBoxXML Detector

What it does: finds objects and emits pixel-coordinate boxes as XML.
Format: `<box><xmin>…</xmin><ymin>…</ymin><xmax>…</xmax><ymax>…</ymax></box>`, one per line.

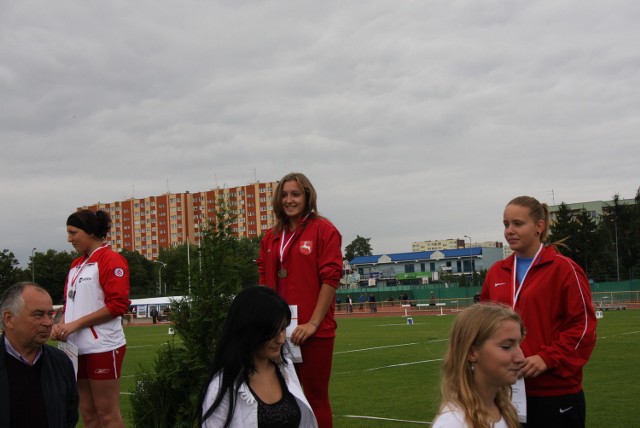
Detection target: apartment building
<box><xmin>411</xmin><ymin>239</ymin><xmax>503</xmax><ymax>252</ymax></box>
<box><xmin>411</xmin><ymin>238</ymin><xmax>464</xmax><ymax>252</ymax></box>
<box><xmin>80</xmin><ymin>181</ymin><xmax>278</xmax><ymax>260</ymax></box>
<box><xmin>548</xmin><ymin>198</ymin><xmax>635</xmax><ymax>225</ymax></box>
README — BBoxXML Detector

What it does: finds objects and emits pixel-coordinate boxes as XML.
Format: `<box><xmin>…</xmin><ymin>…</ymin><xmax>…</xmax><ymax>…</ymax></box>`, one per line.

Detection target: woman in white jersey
<box><xmin>52</xmin><ymin>209</ymin><xmax>130</xmax><ymax>428</ymax></box>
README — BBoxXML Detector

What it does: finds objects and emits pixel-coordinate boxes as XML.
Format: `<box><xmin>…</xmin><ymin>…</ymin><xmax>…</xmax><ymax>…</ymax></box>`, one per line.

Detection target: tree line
<box><xmin>0</xmin><ymin>238</ymin><xmax>261</xmax><ymax>303</ymax></box>
<box><xmin>548</xmin><ymin>190</ymin><xmax>640</xmax><ymax>282</ymax></box>
<box><xmin>2</xmin><ymin>189</ymin><xmax>638</xmax><ymax>303</ymax></box>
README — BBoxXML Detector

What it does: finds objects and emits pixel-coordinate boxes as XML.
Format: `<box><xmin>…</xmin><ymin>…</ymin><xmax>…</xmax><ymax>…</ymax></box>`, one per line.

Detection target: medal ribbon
<box><xmin>279</xmin><ymin>229</ymin><xmax>296</xmax><ymax>266</ymax></box>
<box><xmin>68</xmin><ymin>244</ymin><xmax>107</xmax><ymax>297</ymax></box>
<box><xmin>278</xmin><ymin>213</ymin><xmax>311</xmax><ymax>266</ymax></box>
<box><xmin>511</xmin><ymin>243</ymin><xmax>543</xmax><ymax>308</ymax></box>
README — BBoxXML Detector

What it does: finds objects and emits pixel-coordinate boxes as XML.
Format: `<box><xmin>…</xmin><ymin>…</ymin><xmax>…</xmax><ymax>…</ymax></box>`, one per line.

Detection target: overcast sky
<box><xmin>2</xmin><ymin>0</ymin><xmax>639</xmax><ymax>267</ymax></box>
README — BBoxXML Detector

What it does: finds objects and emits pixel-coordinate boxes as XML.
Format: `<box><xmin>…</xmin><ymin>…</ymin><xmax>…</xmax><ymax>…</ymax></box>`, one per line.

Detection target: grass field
<box><xmin>115</xmin><ymin>309</ymin><xmax>640</xmax><ymax>427</ymax></box>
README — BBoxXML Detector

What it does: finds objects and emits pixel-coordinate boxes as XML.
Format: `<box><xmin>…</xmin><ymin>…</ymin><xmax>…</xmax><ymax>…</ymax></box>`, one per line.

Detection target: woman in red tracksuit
<box><xmin>481</xmin><ymin>196</ymin><xmax>597</xmax><ymax>428</ymax></box>
<box><xmin>257</xmin><ymin>172</ymin><xmax>342</xmax><ymax>428</ymax></box>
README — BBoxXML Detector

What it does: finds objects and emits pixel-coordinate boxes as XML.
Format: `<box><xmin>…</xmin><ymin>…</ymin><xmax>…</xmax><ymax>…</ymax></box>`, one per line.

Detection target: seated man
<box><xmin>0</xmin><ymin>282</ymin><xmax>79</xmax><ymax>428</ymax></box>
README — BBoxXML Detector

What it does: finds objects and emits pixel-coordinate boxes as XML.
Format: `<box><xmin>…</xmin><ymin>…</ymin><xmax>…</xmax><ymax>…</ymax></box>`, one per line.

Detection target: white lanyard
<box><xmin>278</xmin><ymin>214</ymin><xmax>310</xmax><ymax>264</ymax></box>
<box><xmin>69</xmin><ymin>245</ymin><xmax>107</xmax><ymax>289</ymax></box>
<box><xmin>511</xmin><ymin>243</ymin><xmax>543</xmax><ymax>308</ymax></box>
<box><xmin>279</xmin><ymin>229</ymin><xmax>296</xmax><ymax>264</ymax></box>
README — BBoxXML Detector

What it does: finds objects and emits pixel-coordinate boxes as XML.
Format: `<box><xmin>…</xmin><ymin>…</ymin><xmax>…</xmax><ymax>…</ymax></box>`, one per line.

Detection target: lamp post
<box><xmin>31</xmin><ymin>248</ymin><xmax>36</xmax><ymax>282</ymax></box>
<box><xmin>154</xmin><ymin>261</ymin><xmax>167</xmax><ymax>296</ymax></box>
<box><xmin>464</xmin><ymin>235</ymin><xmax>472</xmax><ymax>280</ymax></box>
<box><xmin>614</xmin><ymin>221</ymin><xmax>620</xmax><ymax>282</ymax></box>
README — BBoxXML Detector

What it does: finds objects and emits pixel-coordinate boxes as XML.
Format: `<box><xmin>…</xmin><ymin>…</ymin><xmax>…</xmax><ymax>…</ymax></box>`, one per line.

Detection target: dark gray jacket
<box><xmin>0</xmin><ymin>334</ymin><xmax>79</xmax><ymax>428</ymax></box>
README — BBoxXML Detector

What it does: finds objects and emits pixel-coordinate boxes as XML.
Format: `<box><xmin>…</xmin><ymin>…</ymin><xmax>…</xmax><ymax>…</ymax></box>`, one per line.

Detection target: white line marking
<box><xmin>339</xmin><ymin>414</ymin><xmax>430</xmax><ymax>425</ymax></box>
<box><xmin>365</xmin><ymin>358</ymin><xmax>443</xmax><ymax>371</ymax></box>
<box><xmin>334</xmin><ymin>343</ymin><xmax>419</xmax><ymax>354</ymax></box>
<box><xmin>622</xmin><ymin>331</ymin><xmax>640</xmax><ymax>335</ymax></box>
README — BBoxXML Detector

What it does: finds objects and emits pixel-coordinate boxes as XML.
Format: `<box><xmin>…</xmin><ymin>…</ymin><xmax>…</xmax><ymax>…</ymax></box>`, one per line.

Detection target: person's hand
<box><xmin>291</xmin><ymin>322</ymin><xmax>318</xmax><ymax>346</ymax></box>
<box><xmin>51</xmin><ymin>321</ymin><xmax>78</xmax><ymax>342</ymax></box>
<box><xmin>519</xmin><ymin>355</ymin><xmax>547</xmax><ymax>378</ymax></box>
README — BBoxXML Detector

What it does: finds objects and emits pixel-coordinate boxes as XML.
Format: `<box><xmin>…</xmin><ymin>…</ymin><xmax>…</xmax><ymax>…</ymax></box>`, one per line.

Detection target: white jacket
<box><xmin>202</xmin><ymin>358</ymin><xmax>317</xmax><ymax>428</ymax></box>
<box><xmin>432</xmin><ymin>403</ymin><xmax>508</xmax><ymax>428</ymax></box>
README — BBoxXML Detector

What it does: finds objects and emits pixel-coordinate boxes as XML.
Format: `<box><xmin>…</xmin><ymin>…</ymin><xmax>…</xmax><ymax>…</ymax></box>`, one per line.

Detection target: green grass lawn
<box><xmin>114</xmin><ymin>310</ymin><xmax>640</xmax><ymax>427</ymax></box>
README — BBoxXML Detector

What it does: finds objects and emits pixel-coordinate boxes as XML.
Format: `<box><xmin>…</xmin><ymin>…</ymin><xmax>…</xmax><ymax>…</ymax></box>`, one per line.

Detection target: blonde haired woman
<box><xmin>433</xmin><ymin>303</ymin><xmax>525</xmax><ymax>428</ymax></box>
<box><xmin>257</xmin><ymin>172</ymin><xmax>342</xmax><ymax>427</ymax></box>
<box><xmin>481</xmin><ymin>195</ymin><xmax>597</xmax><ymax>427</ymax></box>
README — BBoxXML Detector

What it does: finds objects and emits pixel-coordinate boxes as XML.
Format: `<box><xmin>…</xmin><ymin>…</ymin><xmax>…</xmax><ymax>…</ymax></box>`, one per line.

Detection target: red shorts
<box><xmin>77</xmin><ymin>345</ymin><xmax>126</xmax><ymax>380</ymax></box>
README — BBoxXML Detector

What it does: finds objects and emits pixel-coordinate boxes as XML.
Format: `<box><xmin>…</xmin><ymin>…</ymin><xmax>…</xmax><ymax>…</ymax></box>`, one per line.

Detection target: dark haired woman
<box><xmin>200</xmin><ymin>286</ymin><xmax>317</xmax><ymax>427</ymax></box>
<box><xmin>52</xmin><ymin>209</ymin><xmax>130</xmax><ymax>427</ymax></box>
<box><xmin>481</xmin><ymin>196</ymin><xmax>597</xmax><ymax>427</ymax></box>
<box><xmin>257</xmin><ymin>172</ymin><xmax>342</xmax><ymax>427</ymax></box>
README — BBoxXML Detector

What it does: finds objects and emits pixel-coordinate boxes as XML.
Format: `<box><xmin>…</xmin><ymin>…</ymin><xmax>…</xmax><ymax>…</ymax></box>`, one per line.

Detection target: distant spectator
<box><xmin>368</xmin><ymin>295</ymin><xmax>377</xmax><ymax>313</ymax></box>
<box><xmin>473</xmin><ymin>292</ymin><xmax>481</xmax><ymax>304</ymax></box>
<box><xmin>150</xmin><ymin>307</ymin><xmax>158</xmax><ymax>324</ymax></box>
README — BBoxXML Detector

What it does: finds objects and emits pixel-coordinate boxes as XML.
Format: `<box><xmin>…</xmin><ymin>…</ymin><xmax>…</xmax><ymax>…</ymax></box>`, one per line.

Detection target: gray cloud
<box><xmin>1</xmin><ymin>0</ymin><xmax>639</xmax><ymax>265</ymax></box>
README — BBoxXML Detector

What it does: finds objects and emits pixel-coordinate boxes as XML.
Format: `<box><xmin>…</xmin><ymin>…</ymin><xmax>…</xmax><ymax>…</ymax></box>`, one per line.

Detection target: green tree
<box><xmin>119</xmin><ymin>249</ymin><xmax>156</xmax><ymax>297</ymax></box>
<box><xmin>344</xmin><ymin>235</ymin><xmax>373</xmax><ymax>261</ymax></box>
<box><xmin>572</xmin><ymin>209</ymin><xmax>599</xmax><ymax>276</ymax></box>
<box><xmin>29</xmin><ymin>250</ymin><xmax>76</xmax><ymax>304</ymax></box>
<box><xmin>157</xmin><ymin>244</ymin><xmax>192</xmax><ymax>296</ymax></box>
<box><xmin>0</xmin><ymin>249</ymin><xmax>26</xmax><ymax>293</ymax></box>
<box><xmin>599</xmin><ymin>192</ymin><xmax>640</xmax><ymax>281</ymax></box>
<box><xmin>548</xmin><ymin>202</ymin><xmax>577</xmax><ymax>257</ymax></box>
<box><xmin>130</xmin><ymin>200</ymin><xmax>258</xmax><ymax>427</ymax></box>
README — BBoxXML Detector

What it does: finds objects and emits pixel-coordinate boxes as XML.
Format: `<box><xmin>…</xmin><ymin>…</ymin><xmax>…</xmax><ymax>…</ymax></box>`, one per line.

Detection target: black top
<box><xmin>250</xmin><ymin>363</ymin><xmax>301</xmax><ymax>428</ymax></box>
<box><xmin>0</xmin><ymin>335</ymin><xmax>79</xmax><ymax>428</ymax></box>
<box><xmin>5</xmin><ymin>353</ymin><xmax>49</xmax><ymax>427</ymax></box>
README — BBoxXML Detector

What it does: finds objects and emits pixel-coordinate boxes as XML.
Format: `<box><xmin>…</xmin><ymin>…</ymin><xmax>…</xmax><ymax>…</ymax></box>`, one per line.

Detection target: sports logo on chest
<box><xmin>299</xmin><ymin>241</ymin><xmax>313</xmax><ymax>255</ymax></box>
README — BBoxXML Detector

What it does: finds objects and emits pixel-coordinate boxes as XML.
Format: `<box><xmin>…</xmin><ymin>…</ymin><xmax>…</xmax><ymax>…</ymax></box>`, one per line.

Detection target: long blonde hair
<box><xmin>271</xmin><ymin>172</ymin><xmax>320</xmax><ymax>233</ymax></box>
<box><xmin>438</xmin><ymin>303</ymin><xmax>524</xmax><ymax>428</ymax></box>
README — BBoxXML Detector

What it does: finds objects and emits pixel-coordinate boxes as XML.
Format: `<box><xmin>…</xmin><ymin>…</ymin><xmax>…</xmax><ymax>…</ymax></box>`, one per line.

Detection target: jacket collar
<box><xmin>501</xmin><ymin>245</ymin><xmax>558</xmax><ymax>271</ymax></box>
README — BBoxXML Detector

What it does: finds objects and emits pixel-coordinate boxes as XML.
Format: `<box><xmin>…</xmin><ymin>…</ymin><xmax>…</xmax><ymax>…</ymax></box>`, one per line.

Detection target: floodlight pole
<box><xmin>31</xmin><ymin>248</ymin><xmax>36</xmax><ymax>282</ymax></box>
<box><xmin>154</xmin><ymin>261</ymin><xmax>167</xmax><ymax>295</ymax></box>
<box><xmin>464</xmin><ymin>235</ymin><xmax>472</xmax><ymax>280</ymax></box>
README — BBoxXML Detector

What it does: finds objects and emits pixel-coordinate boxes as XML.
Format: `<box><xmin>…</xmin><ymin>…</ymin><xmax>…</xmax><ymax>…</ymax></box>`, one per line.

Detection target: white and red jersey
<box><xmin>63</xmin><ymin>245</ymin><xmax>131</xmax><ymax>355</ymax></box>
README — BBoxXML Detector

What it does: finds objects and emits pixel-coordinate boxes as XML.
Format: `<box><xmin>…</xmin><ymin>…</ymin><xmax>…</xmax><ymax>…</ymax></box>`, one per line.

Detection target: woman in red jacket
<box><xmin>481</xmin><ymin>196</ymin><xmax>597</xmax><ymax>428</ymax></box>
<box><xmin>257</xmin><ymin>172</ymin><xmax>342</xmax><ymax>428</ymax></box>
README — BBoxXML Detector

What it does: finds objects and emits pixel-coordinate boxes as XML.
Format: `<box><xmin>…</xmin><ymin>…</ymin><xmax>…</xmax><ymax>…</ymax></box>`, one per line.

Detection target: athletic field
<box><xmin>116</xmin><ymin>309</ymin><xmax>640</xmax><ymax>427</ymax></box>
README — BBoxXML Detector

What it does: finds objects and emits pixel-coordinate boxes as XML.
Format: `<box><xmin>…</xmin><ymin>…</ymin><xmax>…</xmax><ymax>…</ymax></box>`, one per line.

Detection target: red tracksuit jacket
<box><xmin>257</xmin><ymin>215</ymin><xmax>342</xmax><ymax>339</ymax></box>
<box><xmin>481</xmin><ymin>245</ymin><xmax>597</xmax><ymax>396</ymax></box>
